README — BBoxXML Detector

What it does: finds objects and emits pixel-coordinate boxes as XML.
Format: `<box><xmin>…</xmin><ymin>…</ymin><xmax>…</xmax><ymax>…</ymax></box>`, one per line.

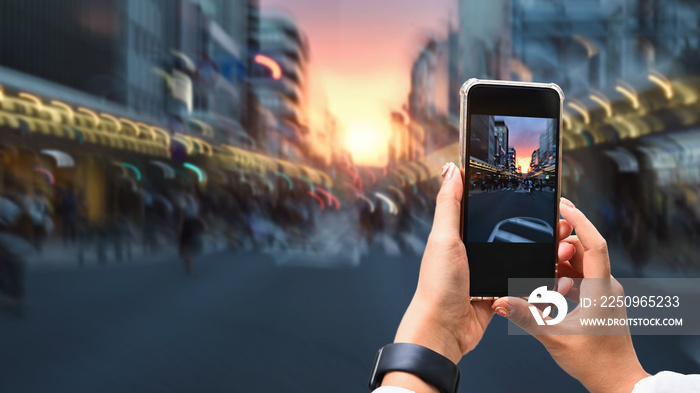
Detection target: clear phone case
<box><xmin>459</xmin><ymin>79</ymin><xmax>564</xmax><ymax>301</ymax></box>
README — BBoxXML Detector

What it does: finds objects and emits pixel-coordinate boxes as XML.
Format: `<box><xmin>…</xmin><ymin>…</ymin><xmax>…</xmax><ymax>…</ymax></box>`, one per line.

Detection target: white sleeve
<box><xmin>371</xmin><ymin>387</ymin><xmax>416</xmax><ymax>393</ymax></box>
<box><xmin>633</xmin><ymin>371</ymin><xmax>700</xmax><ymax>393</ymax></box>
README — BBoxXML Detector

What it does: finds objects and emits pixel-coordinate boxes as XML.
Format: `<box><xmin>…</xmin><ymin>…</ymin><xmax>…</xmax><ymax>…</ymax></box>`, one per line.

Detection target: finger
<box><xmin>553</xmin><ymin>276</ymin><xmax>580</xmax><ymax>301</ymax></box>
<box><xmin>555</xmin><ymin>277</ymin><xmax>574</xmax><ymax>296</ymax></box>
<box><xmin>565</xmin><ymin>287</ymin><xmax>579</xmax><ymax>302</ymax></box>
<box><xmin>558</xmin><ymin>241</ymin><xmax>575</xmax><ymax>264</ymax></box>
<box><xmin>557</xmin><ymin>219</ymin><xmax>573</xmax><ymax>241</ymax></box>
<box><xmin>559</xmin><ymin>200</ymin><xmax>610</xmax><ymax>278</ymax></box>
<box><xmin>473</xmin><ymin>300</ymin><xmax>495</xmax><ymax>329</ymax></box>
<box><xmin>492</xmin><ymin>297</ymin><xmax>548</xmax><ymax>336</ymax></box>
<box><xmin>557</xmin><ymin>261</ymin><xmax>582</xmax><ymax>279</ymax></box>
<box><xmin>431</xmin><ymin>162</ymin><xmax>463</xmax><ymax>239</ymax></box>
<box><xmin>561</xmin><ymin>235</ymin><xmax>584</xmax><ymax>276</ymax></box>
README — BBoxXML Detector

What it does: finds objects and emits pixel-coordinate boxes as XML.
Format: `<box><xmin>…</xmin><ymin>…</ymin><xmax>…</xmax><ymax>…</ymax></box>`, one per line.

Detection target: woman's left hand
<box><xmin>391</xmin><ymin>162</ymin><xmax>492</xmax><ymax>364</ymax></box>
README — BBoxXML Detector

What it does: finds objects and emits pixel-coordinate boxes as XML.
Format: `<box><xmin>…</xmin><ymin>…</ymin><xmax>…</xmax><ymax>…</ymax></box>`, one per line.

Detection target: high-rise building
<box><xmin>457</xmin><ymin>0</ymin><xmax>512</xmax><ymax>81</ymax></box>
<box><xmin>493</xmin><ymin>120</ymin><xmax>509</xmax><ymax>167</ymax></box>
<box><xmin>508</xmin><ymin>146</ymin><xmax>516</xmax><ymax>172</ymax></box>
<box><xmin>0</xmin><ymin>0</ymin><xmax>167</xmax><ymax>119</ymax></box>
<box><xmin>535</xmin><ymin>119</ymin><xmax>557</xmax><ymax>167</ymax></box>
<box><xmin>470</xmin><ymin>115</ymin><xmax>494</xmax><ymax>164</ymax></box>
<box><xmin>530</xmin><ymin>149</ymin><xmax>540</xmax><ymax>173</ymax></box>
<box><xmin>545</xmin><ymin>118</ymin><xmax>556</xmax><ymax>165</ymax></box>
<box><xmin>251</xmin><ymin>14</ymin><xmax>309</xmax><ymax>160</ymax></box>
<box><xmin>407</xmin><ymin>36</ymin><xmax>458</xmax><ymax>155</ymax></box>
<box><xmin>458</xmin><ymin>0</ymin><xmax>699</xmax><ymax>97</ymax></box>
<box><xmin>161</xmin><ymin>0</ymin><xmax>256</xmax><ymax>146</ymax></box>
<box><xmin>0</xmin><ymin>0</ymin><xmax>257</xmax><ymax>219</ymax></box>
<box><xmin>539</xmin><ymin>133</ymin><xmax>548</xmax><ymax>167</ymax></box>
<box><xmin>409</xmin><ymin>39</ymin><xmax>447</xmax><ymax>119</ymax></box>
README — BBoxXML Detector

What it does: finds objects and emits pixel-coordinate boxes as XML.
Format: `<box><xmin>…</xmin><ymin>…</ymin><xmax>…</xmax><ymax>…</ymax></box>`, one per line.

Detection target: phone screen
<box><xmin>463</xmin><ymin>85</ymin><xmax>561</xmax><ymax>297</ymax></box>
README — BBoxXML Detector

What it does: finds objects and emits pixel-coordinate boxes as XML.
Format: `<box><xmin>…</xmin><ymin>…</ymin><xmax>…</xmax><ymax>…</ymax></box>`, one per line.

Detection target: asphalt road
<box><xmin>1</xmin><ymin>246</ymin><xmax>697</xmax><ymax>393</ymax></box>
<box><xmin>466</xmin><ymin>189</ymin><xmax>556</xmax><ymax>242</ymax></box>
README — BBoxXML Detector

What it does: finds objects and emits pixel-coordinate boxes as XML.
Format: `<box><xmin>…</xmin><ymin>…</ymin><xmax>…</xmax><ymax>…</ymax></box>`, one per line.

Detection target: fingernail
<box><xmin>440</xmin><ymin>162</ymin><xmax>450</xmax><ymax>177</ymax></box>
<box><xmin>561</xmin><ymin>197</ymin><xmax>575</xmax><ymax>208</ymax></box>
<box><xmin>442</xmin><ymin>162</ymin><xmax>456</xmax><ymax>182</ymax></box>
<box><xmin>495</xmin><ymin>306</ymin><xmax>509</xmax><ymax>318</ymax></box>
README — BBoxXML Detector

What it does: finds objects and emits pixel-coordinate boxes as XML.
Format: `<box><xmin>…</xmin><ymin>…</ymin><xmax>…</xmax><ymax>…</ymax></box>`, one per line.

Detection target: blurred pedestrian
<box><xmin>371</xmin><ymin>198</ymin><xmax>385</xmax><ymax>243</ymax></box>
<box><xmin>0</xmin><ymin>197</ymin><xmax>31</xmax><ymax>318</ymax></box>
<box><xmin>59</xmin><ymin>185</ymin><xmax>78</xmax><ymax>246</ymax></box>
<box><xmin>0</xmin><ymin>234</ymin><xmax>29</xmax><ymax>317</ymax></box>
<box><xmin>28</xmin><ymin>189</ymin><xmax>52</xmax><ymax>253</ymax></box>
<box><xmin>359</xmin><ymin>199</ymin><xmax>373</xmax><ymax>246</ymax></box>
<box><xmin>177</xmin><ymin>190</ymin><xmax>203</xmax><ymax>274</ymax></box>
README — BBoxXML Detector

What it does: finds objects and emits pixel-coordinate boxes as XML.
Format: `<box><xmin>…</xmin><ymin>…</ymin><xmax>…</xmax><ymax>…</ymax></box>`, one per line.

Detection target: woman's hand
<box><xmin>382</xmin><ymin>162</ymin><xmax>493</xmax><ymax>392</ymax></box>
<box><xmin>393</xmin><ymin>163</ymin><xmax>493</xmax><ymax>363</ymax></box>
<box><xmin>492</xmin><ymin>198</ymin><xmax>650</xmax><ymax>393</ymax></box>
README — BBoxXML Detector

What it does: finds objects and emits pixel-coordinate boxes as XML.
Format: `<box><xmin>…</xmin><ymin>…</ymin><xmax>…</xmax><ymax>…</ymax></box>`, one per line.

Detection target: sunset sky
<box><xmin>494</xmin><ymin>115</ymin><xmax>548</xmax><ymax>173</ymax></box>
<box><xmin>262</xmin><ymin>0</ymin><xmax>455</xmax><ymax>166</ymax></box>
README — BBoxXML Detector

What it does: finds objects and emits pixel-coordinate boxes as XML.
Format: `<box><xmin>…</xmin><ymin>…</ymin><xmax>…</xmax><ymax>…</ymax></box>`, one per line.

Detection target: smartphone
<box><xmin>459</xmin><ymin>79</ymin><xmax>563</xmax><ymax>298</ymax></box>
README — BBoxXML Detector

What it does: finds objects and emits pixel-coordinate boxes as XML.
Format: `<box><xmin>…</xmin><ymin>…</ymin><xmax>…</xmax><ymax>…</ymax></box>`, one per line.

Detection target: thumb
<box><xmin>492</xmin><ymin>297</ymin><xmax>548</xmax><ymax>336</ymax></box>
<box><xmin>431</xmin><ymin>162</ymin><xmax>463</xmax><ymax>239</ymax></box>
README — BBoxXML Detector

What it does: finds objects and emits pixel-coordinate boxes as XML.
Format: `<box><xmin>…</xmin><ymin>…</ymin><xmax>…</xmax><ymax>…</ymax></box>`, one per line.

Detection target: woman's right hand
<box><xmin>492</xmin><ymin>199</ymin><xmax>650</xmax><ymax>393</ymax></box>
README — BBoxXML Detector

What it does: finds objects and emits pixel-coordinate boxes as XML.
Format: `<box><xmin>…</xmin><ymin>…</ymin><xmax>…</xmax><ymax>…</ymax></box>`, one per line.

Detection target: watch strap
<box><xmin>368</xmin><ymin>343</ymin><xmax>460</xmax><ymax>393</ymax></box>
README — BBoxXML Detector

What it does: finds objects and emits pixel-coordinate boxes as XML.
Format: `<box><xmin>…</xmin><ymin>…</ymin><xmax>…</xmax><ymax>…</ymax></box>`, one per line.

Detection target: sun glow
<box><xmin>517</xmin><ymin>157</ymin><xmax>531</xmax><ymax>174</ymax></box>
<box><xmin>345</xmin><ymin>122</ymin><xmax>388</xmax><ymax>166</ymax></box>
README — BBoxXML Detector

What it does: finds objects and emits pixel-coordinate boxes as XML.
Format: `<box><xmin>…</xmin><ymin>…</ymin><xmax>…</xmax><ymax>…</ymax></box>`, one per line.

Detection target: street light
<box><xmin>119</xmin><ymin>118</ymin><xmax>141</xmax><ymax>137</ymax></box>
<box><xmin>572</xmin><ymin>34</ymin><xmax>598</xmax><ymax>57</ymax></box>
<box><xmin>567</xmin><ymin>100</ymin><xmax>590</xmax><ymax>124</ymax></box>
<box><xmin>118</xmin><ymin>162</ymin><xmax>142</xmax><ymax>181</ymax></box>
<box><xmin>50</xmin><ymin>100</ymin><xmax>74</xmax><ymax>122</ymax></box>
<box><xmin>648</xmin><ymin>71</ymin><xmax>673</xmax><ymax>99</ymax></box>
<box><xmin>78</xmin><ymin>108</ymin><xmax>100</xmax><ymax>127</ymax></box>
<box><xmin>41</xmin><ymin>150</ymin><xmax>75</xmax><ymax>168</ymax></box>
<box><xmin>254</xmin><ymin>54</ymin><xmax>282</xmax><ymax>80</ymax></box>
<box><xmin>184</xmin><ymin>162</ymin><xmax>206</xmax><ymax>183</ymax></box>
<box><xmin>19</xmin><ymin>92</ymin><xmax>43</xmax><ymax>111</ymax></box>
<box><xmin>100</xmin><ymin>113</ymin><xmax>122</xmax><ymax>132</ymax></box>
<box><xmin>562</xmin><ymin>113</ymin><xmax>572</xmax><ymax>130</ymax></box>
<box><xmin>589</xmin><ymin>91</ymin><xmax>612</xmax><ymax>117</ymax></box>
<box><xmin>615</xmin><ymin>81</ymin><xmax>640</xmax><ymax>109</ymax></box>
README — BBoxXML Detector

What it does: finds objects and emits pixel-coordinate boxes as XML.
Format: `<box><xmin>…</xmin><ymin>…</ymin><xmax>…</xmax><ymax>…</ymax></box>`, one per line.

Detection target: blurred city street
<box><xmin>1</xmin><ymin>0</ymin><xmax>700</xmax><ymax>392</ymax></box>
<box><xmin>2</xmin><ymin>243</ymin><xmax>698</xmax><ymax>393</ymax></box>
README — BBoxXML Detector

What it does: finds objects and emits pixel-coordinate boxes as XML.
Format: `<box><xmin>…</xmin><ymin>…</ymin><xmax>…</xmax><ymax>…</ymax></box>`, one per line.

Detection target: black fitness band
<box><xmin>368</xmin><ymin>343</ymin><xmax>460</xmax><ymax>393</ymax></box>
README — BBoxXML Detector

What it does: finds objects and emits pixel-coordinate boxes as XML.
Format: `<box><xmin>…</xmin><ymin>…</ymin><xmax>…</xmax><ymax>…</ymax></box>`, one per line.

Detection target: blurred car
<box><xmin>487</xmin><ymin>217</ymin><xmax>553</xmax><ymax>243</ymax></box>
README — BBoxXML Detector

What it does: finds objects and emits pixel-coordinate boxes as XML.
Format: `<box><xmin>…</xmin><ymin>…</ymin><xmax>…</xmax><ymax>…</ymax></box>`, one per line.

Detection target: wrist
<box><xmin>394</xmin><ymin>299</ymin><xmax>463</xmax><ymax>364</ymax></box>
<box><xmin>581</xmin><ymin>355</ymin><xmax>649</xmax><ymax>393</ymax></box>
<box><xmin>372</xmin><ymin>343</ymin><xmax>460</xmax><ymax>393</ymax></box>
<box><xmin>382</xmin><ymin>371</ymin><xmax>439</xmax><ymax>393</ymax></box>
<box><xmin>588</xmin><ymin>369</ymin><xmax>650</xmax><ymax>393</ymax></box>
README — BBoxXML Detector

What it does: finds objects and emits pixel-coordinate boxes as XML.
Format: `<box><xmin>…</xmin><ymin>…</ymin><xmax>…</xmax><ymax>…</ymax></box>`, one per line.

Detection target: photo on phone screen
<box><xmin>466</xmin><ymin>115</ymin><xmax>557</xmax><ymax>244</ymax></box>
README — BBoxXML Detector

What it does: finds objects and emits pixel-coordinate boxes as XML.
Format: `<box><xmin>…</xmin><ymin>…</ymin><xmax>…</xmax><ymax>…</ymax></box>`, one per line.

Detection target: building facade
<box><xmin>251</xmin><ymin>14</ymin><xmax>310</xmax><ymax>161</ymax></box>
<box><xmin>406</xmin><ymin>31</ymin><xmax>461</xmax><ymax>158</ymax></box>
<box><xmin>458</xmin><ymin>0</ymin><xmax>700</xmax><ymax>96</ymax></box>
<box><xmin>508</xmin><ymin>146</ymin><xmax>517</xmax><ymax>173</ymax></box>
<box><xmin>0</xmin><ymin>0</ymin><xmax>260</xmax><ymax>222</ymax></box>
<box><xmin>493</xmin><ymin>120</ymin><xmax>509</xmax><ymax>168</ymax></box>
